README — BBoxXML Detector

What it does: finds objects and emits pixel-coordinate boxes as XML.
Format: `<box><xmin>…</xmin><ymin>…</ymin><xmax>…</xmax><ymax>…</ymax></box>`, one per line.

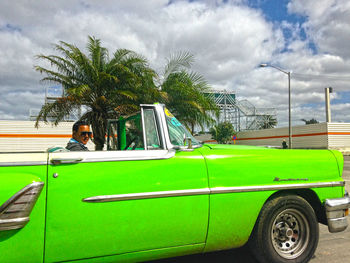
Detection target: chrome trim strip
<box><xmin>0</xmin><ymin>161</ymin><xmax>47</xmax><ymax>167</ymax></box>
<box><xmin>77</xmin><ymin>151</ymin><xmax>176</xmax><ymax>164</ymax></box>
<box><xmin>51</xmin><ymin>157</ymin><xmax>83</xmax><ymax>165</ymax></box>
<box><xmin>0</xmin><ymin>217</ymin><xmax>30</xmax><ymax>231</ymax></box>
<box><xmin>83</xmin><ymin>188</ymin><xmax>210</xmax><ymax>203</ymax></box>
<box><xmin>0</xmin><ymin>182</ymin><xmax>44</xmax><ymax>231</ymax></box>
<box><xmin>210</xmin><ymin>181</ymin><xmax>345</xmax><ymax>194</ymax></box>
<box><xmin>83</xmin><ymin>181</ymin><xmax>345</xmax><ymax>203</ymax></box>
<box><xmin>49</xmin><ymin>149</ymin><xmax>176</xmax><ymax>164</ymax></box>
<box><xmin>0</xmin><ymin>182</ymin><xmax>44</xmax><ymax>214</ymax></box>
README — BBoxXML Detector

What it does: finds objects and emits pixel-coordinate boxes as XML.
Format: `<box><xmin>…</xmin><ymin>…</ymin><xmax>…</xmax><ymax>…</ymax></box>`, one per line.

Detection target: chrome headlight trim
<box><xmin>0</xmin><ymin>182</ymin><xmax>44</xmax><ymax>231</ymax></box>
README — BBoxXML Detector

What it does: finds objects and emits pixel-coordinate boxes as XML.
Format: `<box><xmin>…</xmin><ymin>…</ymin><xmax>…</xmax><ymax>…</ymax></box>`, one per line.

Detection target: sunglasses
<box><xmin>80</xmin><ymin>131</ymin><xmax>92</xmax><ymax>137</ymax></box>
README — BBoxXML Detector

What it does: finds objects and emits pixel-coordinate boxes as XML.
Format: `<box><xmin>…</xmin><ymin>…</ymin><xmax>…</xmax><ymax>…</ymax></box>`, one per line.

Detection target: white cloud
<box><xmin>288</xmin><ymin>0</ymin><xmax>350</xmax><ymax>58</ymax></box>
<box><xmin>0</xmin><ymin>0</ymin><xmax>349</xmax><ymax>128</ymax></box>
<box><xmin>0</xmin><ymin>90</ymin><xmax>44</xmax><ymax>120</ymax></box>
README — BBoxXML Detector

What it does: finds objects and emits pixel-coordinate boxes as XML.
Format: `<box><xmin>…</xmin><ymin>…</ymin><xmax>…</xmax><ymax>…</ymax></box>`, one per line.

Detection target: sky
<box><xmin>0</xmin><ymin>0</ymin><xmax>349</xmax><ymax>127</ymax></box>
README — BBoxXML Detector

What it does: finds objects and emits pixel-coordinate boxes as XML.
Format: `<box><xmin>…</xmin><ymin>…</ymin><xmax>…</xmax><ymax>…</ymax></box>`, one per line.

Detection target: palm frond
<box><xmin>35</xmin><ymin>97</ymin><xmax>79</xmax><ymax>127</ymax></box>
<box><xmin>35</xmin><ymin>36</ymin><xmax>160</xmax><ymax>148</ymax></box>
<box><xmin>87</xmin><ymin>36</ymin><xmax>109</xmax><ymax>71</ymax></box>
<box><xmin>163</xmin><ymin>51</ymin><xmax>194</xmax><ymax>81</ymax></box>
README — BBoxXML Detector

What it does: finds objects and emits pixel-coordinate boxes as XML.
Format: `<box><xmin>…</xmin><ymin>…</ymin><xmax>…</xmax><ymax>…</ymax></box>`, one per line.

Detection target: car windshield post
<box><xmin>118</xmin><ymin>117</ymin><xmax>126</xmax><ymax>150</ymax></box>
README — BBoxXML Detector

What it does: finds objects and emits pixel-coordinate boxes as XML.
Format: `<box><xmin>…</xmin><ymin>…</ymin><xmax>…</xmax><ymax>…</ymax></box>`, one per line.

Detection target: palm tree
<box><xmin>209</xmin><ymin>122</ymin><xmax>235</xmax><ymax>144</ymax></box>
<box><xmin>35</xmin><ymin>36</ymin><xmax>158</xmax><ymax>150</ymax></box>
<box><xmin>301</xmin><ymin>118</ymin><xmax>319</xmax><ymax>125</ymax></box>
<box><xmin>158</xmin><ymin>52</ymin><xmax>219</xmax><ymax>133</ymax></box>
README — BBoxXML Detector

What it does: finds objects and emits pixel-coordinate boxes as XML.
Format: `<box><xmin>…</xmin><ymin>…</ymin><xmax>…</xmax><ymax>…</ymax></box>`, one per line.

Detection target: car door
<box><xmin>44</xmin><ymin>108</ymin><xmax>209</xmax><ymax>262</ymax></box>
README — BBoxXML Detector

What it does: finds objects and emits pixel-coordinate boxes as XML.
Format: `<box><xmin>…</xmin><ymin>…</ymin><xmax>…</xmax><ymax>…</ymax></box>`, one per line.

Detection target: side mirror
<box><xmin>182</xmin><ymin>133</ymin><xmax>192</xmax><ymax>150</ymax></box>
<box><xmin>180</xmin><ymin>137</ymin><xmax>193</xmax><ymax>152</ymax></box>
<box><xmin>185</xmin><ymin>137</ymin><xmax>192</xmax><ymax>149</ymax></box>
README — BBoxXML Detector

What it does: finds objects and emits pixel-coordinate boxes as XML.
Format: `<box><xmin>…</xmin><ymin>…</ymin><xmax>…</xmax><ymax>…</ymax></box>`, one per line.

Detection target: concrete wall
<box><xmin>0</xmin><ymin>120</ymin><xmax>94</xmax><ymax>152</ymax></box>
<box><xmin>328</xmin><ymin>123</ymin><xmax>350</xmax><ymax>151</ymax></box>
<box><xmin>236</xmin><ymin>122</ymin><xmax>350</xmax><ymax>151</ymax></box>
<box><xmin>1</xmin><ymin>120</ymin><xmax>349</xmax><ymax>152</ymax></box>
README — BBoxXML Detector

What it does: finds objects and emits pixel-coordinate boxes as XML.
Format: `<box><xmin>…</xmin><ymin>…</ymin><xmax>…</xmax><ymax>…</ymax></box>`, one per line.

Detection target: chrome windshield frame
<box><xmin>141</xmin><ymin>104</ymin><xmax>202</xmax><ymax>151</ymax></box>
<box><xmin>141</xmin><ymin>104</ymin><xmax>172</xmax><ymax>150</ymax></box>
<box><xmin>140</xmin><ymin>107</ymin><xmax>148</xmax><ymax>151</ymax></box>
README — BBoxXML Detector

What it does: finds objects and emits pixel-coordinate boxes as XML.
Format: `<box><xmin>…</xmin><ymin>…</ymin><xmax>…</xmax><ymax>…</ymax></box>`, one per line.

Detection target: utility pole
<box><xmin>260</xmin><ymin>64</ymin><xmax>292</xmax><ymax>148</ymax></box>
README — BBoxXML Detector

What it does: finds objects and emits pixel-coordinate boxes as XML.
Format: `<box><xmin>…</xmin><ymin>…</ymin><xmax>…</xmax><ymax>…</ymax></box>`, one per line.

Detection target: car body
<box><xmin>0</xmin><ymin>103</ymin><xmax>349</xmax><ymax>263</ymax></box>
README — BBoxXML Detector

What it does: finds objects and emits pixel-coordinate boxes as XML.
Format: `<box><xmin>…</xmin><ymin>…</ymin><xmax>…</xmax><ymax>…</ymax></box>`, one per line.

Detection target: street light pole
<box><xmin>287</xmin><ymin>71</ymin><xmax>292</xmax><ymax>149</ymax></box>
<box><xmin>260</xmin><ymin>64</ymin><xmax>292</xmax><ymax>149</ymax></box>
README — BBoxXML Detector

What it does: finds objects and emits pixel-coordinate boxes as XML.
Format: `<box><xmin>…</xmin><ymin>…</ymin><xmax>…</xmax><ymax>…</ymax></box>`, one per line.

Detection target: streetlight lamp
<box><xmin>260</xmin><ymin>63</ymin><xmax>292</xmax><ymax>149</ymax></box>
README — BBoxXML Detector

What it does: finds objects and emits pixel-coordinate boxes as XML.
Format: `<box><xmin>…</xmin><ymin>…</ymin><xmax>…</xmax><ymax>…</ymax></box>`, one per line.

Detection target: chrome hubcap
<box><xmin>271</xmin><ymin>208</ymin><xmax>310</xmax><ymax>259</ymax></box>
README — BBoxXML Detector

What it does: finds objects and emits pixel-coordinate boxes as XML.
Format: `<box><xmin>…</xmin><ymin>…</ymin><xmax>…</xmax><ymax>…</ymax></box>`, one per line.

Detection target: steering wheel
<box><xmin>123</xmin><ymin>137</ymin><xmax>139</xmax><ymax>150</ymax></box>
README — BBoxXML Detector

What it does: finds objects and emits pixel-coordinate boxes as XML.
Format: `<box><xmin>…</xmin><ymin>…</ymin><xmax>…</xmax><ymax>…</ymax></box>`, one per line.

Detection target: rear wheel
<box><xmin>248</xmin><ymin>195</ymin><xmax>319</xmax><ymax>263</ymax></box>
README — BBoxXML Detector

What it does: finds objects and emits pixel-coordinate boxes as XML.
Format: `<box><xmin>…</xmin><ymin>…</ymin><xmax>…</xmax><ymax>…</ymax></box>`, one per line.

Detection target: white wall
<box><xmin>236</xmin><ymin>122</ymin><xmax>350</xmax><ymax>151</ymax></box>
<box><xmin>0</xmin><ymin>120</ymin><xmax>94</xmax><ymax>152</ymax></box>
<box><xmin>1</xmin><ymin>120</ymin><xmax>349</xmax><ymax>152</ymax></box>
<box><xmin>328</xmin><ymin>123</ymin><xmax>350</xmax><ymax>150</ymax></box>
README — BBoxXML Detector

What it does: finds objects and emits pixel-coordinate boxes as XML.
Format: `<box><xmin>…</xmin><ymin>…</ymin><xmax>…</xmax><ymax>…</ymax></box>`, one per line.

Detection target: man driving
<box><xmin>66</xmin><ymin>121</ymin><xmax>92</xmax><ymax>151</ymax></box>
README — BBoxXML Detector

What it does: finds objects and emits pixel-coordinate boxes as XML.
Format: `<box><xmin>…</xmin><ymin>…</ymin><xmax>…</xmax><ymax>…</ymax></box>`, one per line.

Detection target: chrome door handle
<box><xmin>51</xmin><ymin>157</ymin><xmax>83</xmax><ymax>165</ymax></box>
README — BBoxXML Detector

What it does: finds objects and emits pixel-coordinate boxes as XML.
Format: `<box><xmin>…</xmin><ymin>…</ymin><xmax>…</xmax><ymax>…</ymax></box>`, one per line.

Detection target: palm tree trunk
<box><xmin>95</xmin><ymin>142</ymin><xmax>105</xmax><ymax>151</ymax></box>
<box><xmin>91</xmin><ymin>118</ymin><xmax>107</xmax><ymax>151</ymax></box>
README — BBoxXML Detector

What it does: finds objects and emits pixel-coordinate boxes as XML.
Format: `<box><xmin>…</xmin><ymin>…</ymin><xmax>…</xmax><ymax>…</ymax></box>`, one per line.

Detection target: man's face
<box><xmin>73</xmin><ymin>125</ymin><xmax>91</xmax><ymax>145</ymax></box>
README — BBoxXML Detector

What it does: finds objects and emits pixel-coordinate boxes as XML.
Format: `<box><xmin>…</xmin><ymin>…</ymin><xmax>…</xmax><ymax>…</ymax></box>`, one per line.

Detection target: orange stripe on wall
<box><xmin>0</xmin><ymin>134</ymin><xmax>71</xmax><ymax>138</ymax></box>
<box><xmin>0</xmin><ymin>132</ymin><xmax>349</xmax><ymax>140</ymax></box>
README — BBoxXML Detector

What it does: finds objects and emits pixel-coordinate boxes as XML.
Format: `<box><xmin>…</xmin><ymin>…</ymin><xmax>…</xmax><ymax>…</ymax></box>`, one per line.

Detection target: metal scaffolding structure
<box><xmin>205</xmin><ymin>90</ymin><xmax>277</xmax><ymax>131</ymax></box>
<box><xmin>30</xmin><ymin>86</ymin><xmax>81</xmax><ymax>121</ymax></box>
<box><xmin>30</xmin><ymin>87</ymin><xmax>276</xmax><ymax>131</ymax></box>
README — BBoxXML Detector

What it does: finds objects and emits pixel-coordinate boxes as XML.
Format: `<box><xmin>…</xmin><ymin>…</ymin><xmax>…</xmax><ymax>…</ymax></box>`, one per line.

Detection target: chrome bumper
<box><xmin>325</xmin><ymin>193</ymin><xmax>350</xmax><ymax>233</ymax></box>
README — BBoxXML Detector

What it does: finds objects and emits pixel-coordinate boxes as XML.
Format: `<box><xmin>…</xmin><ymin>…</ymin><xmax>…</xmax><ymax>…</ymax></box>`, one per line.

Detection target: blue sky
<box><xmin>252</xmin><ymin>0</ymin><xmax>311</xmax><ymax>48</ymax></box>
<box><xmin>0</xmin><ymin>0</ymin><xmax>349</xmax><ymax>125</ymax></box>
<box><xmin>250</xmin><ymin>0</ymin><xmax>319</xmax><ymax>54</ymax></box>
<box><xmin>250</xmin><ymin>0</ymin><xmax>301</xmax><ymax>22</ymax></box>
<box><xmin>334</xmin><ymin>91</ymin><xmax>350</xmax><ymax>104</ymax></box>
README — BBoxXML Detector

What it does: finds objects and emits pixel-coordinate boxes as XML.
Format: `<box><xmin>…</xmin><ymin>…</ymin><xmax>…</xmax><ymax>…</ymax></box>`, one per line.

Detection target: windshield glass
<box><xmin>164</xmin><ymin>108</ymin><xmax>201</xmax><ymax>147</ymax></box>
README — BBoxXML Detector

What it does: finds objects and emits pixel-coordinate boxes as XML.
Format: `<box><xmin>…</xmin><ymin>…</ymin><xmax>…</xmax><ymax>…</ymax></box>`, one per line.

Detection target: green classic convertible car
<box><xmin>0</xmin><ymin>103</ymin><xmax>349</xmax><ymax>263</ymax></box>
